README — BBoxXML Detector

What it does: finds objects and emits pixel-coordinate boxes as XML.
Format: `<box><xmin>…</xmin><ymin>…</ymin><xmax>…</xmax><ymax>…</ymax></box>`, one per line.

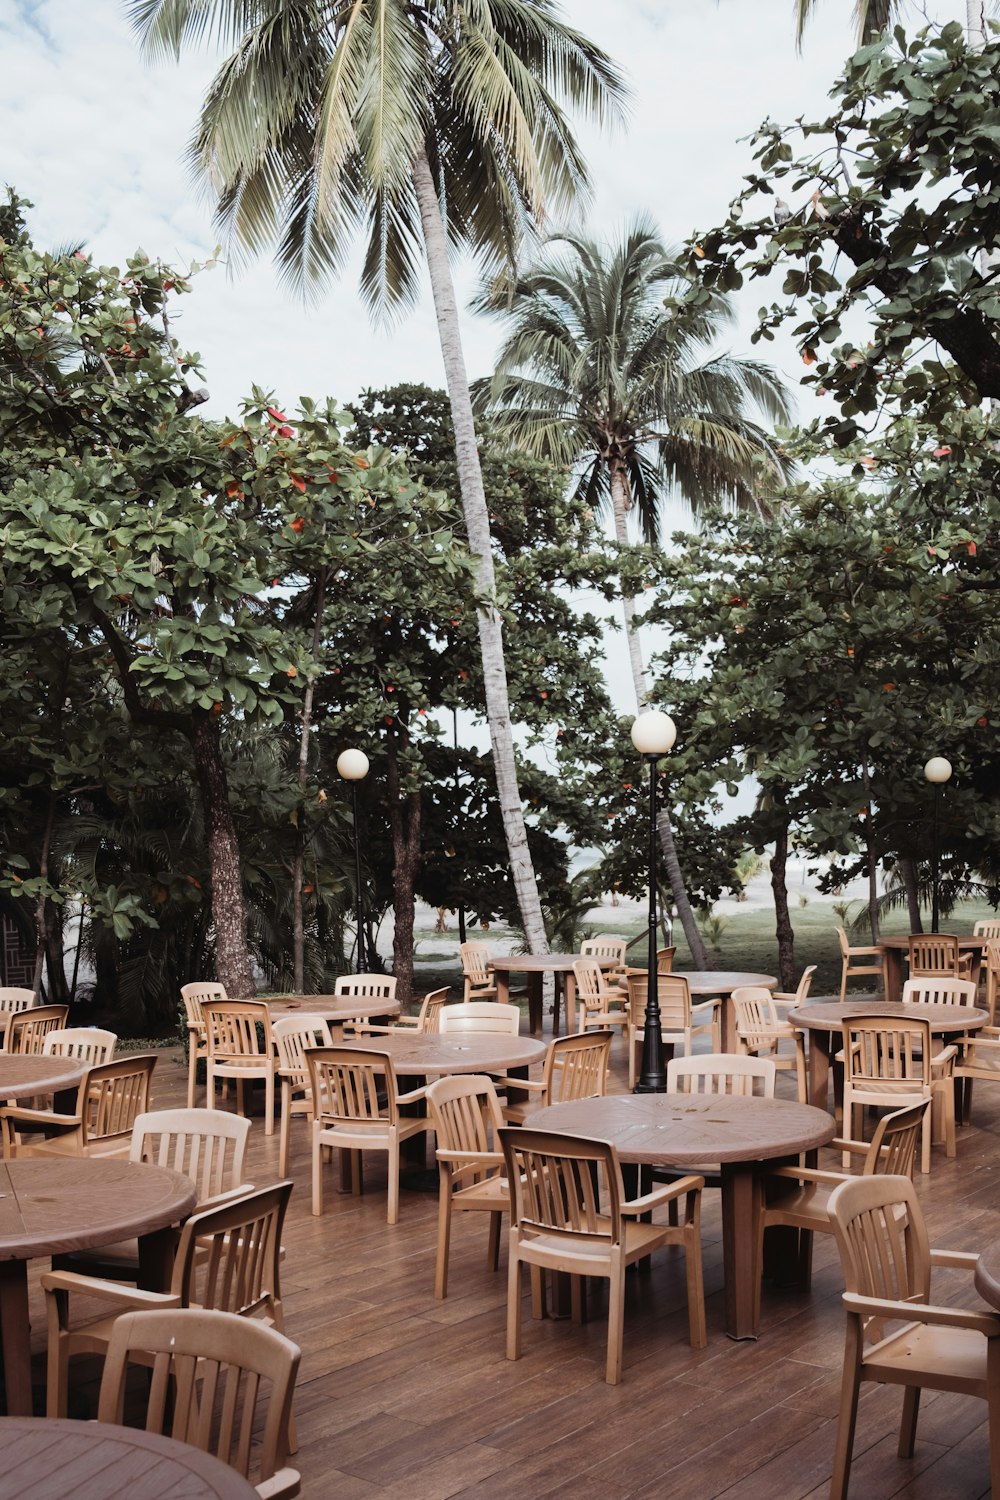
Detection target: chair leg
<box><xmin>606</xmin><ymin>1255</ymin><xmax>625</xmax><ymax>1384</ymax></box>
<box><xmin>311</xmin><ymin>1127</ymin><xmax>323</xmax><ymax>1217</ymax></box>
<box><xmin>898</xmin><ymin>1385</ymin><xmax>921</xmax><ymax>1458</ymax></box>
<box><xmin>920</xmin><ymin>1105</ymin><xmax>931</xmax><ymax>1174</ymax></box>
<box><xmin>187</xmin><ymin>1050</ymin><xmax>197</xmax><ymax>1111</ymax></box>
<box><xmin>829</xmin><ymin>1327</ymin><xmax>863</xmax><ymax>1500</ymax></box>
<box><xmin>684</xmin><ymin>1223</ymin><xmax>707</xmax><ymax>1350</ymax></box>
<box><xmin>506</xmin><ymin>1246</ymin><xmax>522</xmax><ymax>1361</ymax></box>
<box><xmin>278</xmin><ymin>1082</ymin><xmax>291</xmax><ymax>1177</ymax></box>
<box><xmin>794</xmin><ymin>1039</ymin><xmax>808</xmax><ymax>1104</ymax></box>
<box><xmin>487</xmin><ymin>1210</ymin><xmax>502</xmax><ymax>1272</ymax></box>
<box><xmin>263</xmin><ymin>1068</ymin><xmax>274</xmax><ymax>1137</ymax></box>
<box><xmin>387</xmin><ymin>1141</ymin><xmax>400</xmax><ymax>1225</ymax></box>
<box><xmin>435</xmin><ymin>1185</ymin><xmax>451</xmax><ymax>1300</ymax></box>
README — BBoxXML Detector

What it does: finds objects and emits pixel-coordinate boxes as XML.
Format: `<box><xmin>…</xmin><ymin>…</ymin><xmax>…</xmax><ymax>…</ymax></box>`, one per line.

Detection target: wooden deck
<box><xmin>23</xmin><ymin>1026</ymin><xmax>1000</xmax><ymax>1499</ymax></box>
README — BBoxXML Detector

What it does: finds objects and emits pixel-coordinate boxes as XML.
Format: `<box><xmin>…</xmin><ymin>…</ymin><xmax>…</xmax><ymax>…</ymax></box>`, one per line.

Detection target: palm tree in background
<box><xmin>475</xmin><ymin>219</ymin><xmax>793</xmax><ymax>967</ymax></box>
<box><xmin>794</xmin><ymin>0</ymin><xmax>989</xmax><ymax>49</ymax></box>
<box><xmin>128</xmin><ymin>0</ymin><xmax>628</xmax><ymax>958</ymax></box>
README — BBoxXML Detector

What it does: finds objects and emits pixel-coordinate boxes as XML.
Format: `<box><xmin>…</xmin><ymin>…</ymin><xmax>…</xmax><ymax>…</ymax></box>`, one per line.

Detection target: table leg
<box><xmin>0</xmin><ymin>1260</ymin><xmax>33</xmax><ymax>1415</ymax></box>
<box><xmin>885</xmin><ymin>948</ymin><xmax>902</xmax><ymax>1004</ymax></box>
<box><xmin>527</xmin><ymin>975</ymin><xmax>544</xmax><ymax>1037</ymax></box>
<box><xmin>719</xmin><ymin>995</ymin><xmax>735</xmax><ymax>1052</ymax></box>
<box><xmin>807</xmin><ymin>1031</ymin><xmax>832</xmax><ymax>1110</ymax></box>
<box><xmin>563</xmin><ymin>975</ymin><xmax>577</xmax><ymax>1037</ymax></box>
<box><xmin>137</xmin><ymin>1225</ymin><xmax>179</xmax><ymax>1293</ymax></box>
<box><xmin>496</xmin><ymin>972</ymin><xmax>511</xmax><ymax>1005</ymax></box>
<box><xmin>720</xmin><ymin>1163</ymin><xmax>762</xmax><ymax>1340</ymax></box>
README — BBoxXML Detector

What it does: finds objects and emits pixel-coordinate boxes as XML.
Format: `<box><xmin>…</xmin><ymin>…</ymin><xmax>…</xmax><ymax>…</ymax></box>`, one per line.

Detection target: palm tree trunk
<box><xmin>385</xmin><ymin>725</ymin><xmax>420</xmax><ymax>1007</ymax></box>
<box><xmin>411</xmin><ymin>147</ymin><xmax>548</xmax><ymax>956</ymax></box>
<box><xmin>899</xmin><ymin>855</ymin><xmax>923</xmax><ymax>933</ymax></box>
<box><xmin>608</xmin><ymin>458</ymin><xmax>709</xmax><ymax>969</ymax></box>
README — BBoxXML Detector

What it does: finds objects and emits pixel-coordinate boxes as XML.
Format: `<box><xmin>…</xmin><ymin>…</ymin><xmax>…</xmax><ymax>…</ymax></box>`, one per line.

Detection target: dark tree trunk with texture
<box><xmin>770</xmin><ymin>807</ymin><xmax>796</xmax><ymax>991</ymax></box>
<box><xmin>189</xmin><ymin>713</ymin><xmax>255</xmax><ymax>996</ymax></box>
<box><xmin>385</xmin><ymin>727</ymin><xmax>421</xmax><ymax>1008</ymax></box>
<box><xmin>900</xmin><ymin>856</ymin><xmax>923</xmax><ymax>933</ymax></box>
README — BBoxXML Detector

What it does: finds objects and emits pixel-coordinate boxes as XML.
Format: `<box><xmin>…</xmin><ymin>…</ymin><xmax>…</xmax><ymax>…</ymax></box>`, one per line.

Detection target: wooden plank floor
<box><xmin>23</xmin><ymin>1027</ymin><xmax>1000</xmax><ymax>1499</ymax></box>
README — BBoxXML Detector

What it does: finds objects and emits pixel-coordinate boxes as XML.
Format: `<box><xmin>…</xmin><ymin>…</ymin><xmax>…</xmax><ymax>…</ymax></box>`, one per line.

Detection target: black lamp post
<box><xmin>630</xmin><ymin>709</ymin><xmax>677</xmax><ymax>1093</ymax></box>
<box><xmin>337</xmin><ymin>748</ymin><xmax>370</xmax><ymax>972</ymax></box>
<box><xmin>923</xmin><ymin>755</ymin><xmax>952</xmax><ymax>934</ymax></box>
<box><xmin>452</xmin><ymin>707</ymin><xmax>467</xmax><ymax>946</ymax></box>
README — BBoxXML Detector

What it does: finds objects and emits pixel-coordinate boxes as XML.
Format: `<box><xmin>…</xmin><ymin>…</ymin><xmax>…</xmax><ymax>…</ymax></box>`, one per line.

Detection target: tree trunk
<box><xmin>899</xmin><ymin>855</ymin><xmax>923</xmax><ymax>933</ymax></box>
<box><xmin>608</xmin><ymin>456</ymin><xmax>709</xmax><ymax>969</ymax></box>
<box><xmin>31</xmin><ymin>794</ymin><xmax>56</xmax><ymax>998</ymax></box>
<box><xmin>385</xmin><ymin>727</ymin><xmax>420</xmax><ymax>1007</ymax></box>
<box><xmin>770</xmin><ymin>804</ymin><xmax>796</xmax><ymax>990</ymax></box>
<box><xmin>292</xmin><ymin>569</ymin><xmax>329</xmax><ymax>993</ymax></box>
<box><xmin>411</xmin><ymin>148</ymin><xmax>548</xmax><ymax>956</ymax></box>
<box><xmin>861</xmin><ymin>762</ymin><xmax>881</xmax><ymax>941</ymax></box>
<box><xmin>189</xmin><ymin>713</ymin><xmax>255</xmax><ymax>996</ymax></box>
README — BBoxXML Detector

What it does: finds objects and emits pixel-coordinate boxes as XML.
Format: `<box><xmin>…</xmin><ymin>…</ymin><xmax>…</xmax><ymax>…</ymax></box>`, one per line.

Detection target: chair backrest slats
<box><xmin>0</xmin><ymin>988</ymin><xmax>36</xmax><ymax>1014</ymax></box>
<box><xmin>306</xmin><ymin>1047</ymin><xmax>398</xmax><ymax>1125</ymax></box>
<box><xmin>908</xmin><ymin>934</ymin><xmax>961</xmax><ymax>976</ymax></box>
<box><xmin>545</xmin><ymin>1030</ymin><xmax>613</xmax><ymax>1103</ymax></box>
<box><xmin>501</xmin><ymin>1128</ymin><xmax>623</xmax><ymax>1246</ymax></box>
<box><xmin>42</xmin><ymin>1027</ymin><xmax>117</xmax><ymax>1065</ymax></box>
<box><xmin>667</xmin><ymin>1053</ymin><xmax>776</xmax><ymax>1097</ymax></box>
<box><xmin>901</xmin><ymin>977</ymin><xmax>978</xmax><ymax>1007</ymax></box>
<box><xmin>9</xmin><ymin>1004</ymin><xmax>70</xmax><ymax>1054</ymax></box>
<box><xmin>626</xmin><ymin>974</ymin><xmax>692</xmax><ymax>1031</ymax></box>
<box><xmin>438</xmin><ymin>1003</ymin><xmax>521</xmax><ymax>1035</ymax></box>
<box><xmin>334</xmin><ymin>974</ymin><xmax>397</xmax><ymax>1001</ymax></box>
<box><xmin>843</xmin><ymin>1016</ymin><xmax>932</xmax><ymax>1089</ymax></box>
<box><xmin>272</xmin><ymin>1015</ymin><xmax>334</xmax><ymax>1088</ymax></box>
<box><xmin>131</xmin><ymin>1108</ymin><xmax>251</xmax><ymax>1202</ymax></box>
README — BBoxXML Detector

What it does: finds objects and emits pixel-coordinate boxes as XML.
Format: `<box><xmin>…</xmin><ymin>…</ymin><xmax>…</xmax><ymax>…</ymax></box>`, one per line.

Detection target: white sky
<box><xmin>1</xmin><ymin>0</ymin><xmax>951</xmax><ymax>745</ymax></box>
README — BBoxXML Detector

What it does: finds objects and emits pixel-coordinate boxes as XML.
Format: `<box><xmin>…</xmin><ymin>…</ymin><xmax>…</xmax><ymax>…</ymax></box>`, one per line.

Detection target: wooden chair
<box><xmin>180</xmin><ymin>981</ymin><xmax>227</xmax><ymax>1109</ymax></box>
<box><xmin>666</xmin><ymin>1053</ymin><xmax>776</xmax><ymax>1097</ymax></box>
<box><xmin>438</xmin><ymin>1002</ymin><xmax>521</xmax><ymax>1035</ymax></box>
<box><xmin>908</xmin><ymin>933</ymin><xmax>974</xmax><ymax>980</ymax></box>
<box><xmin>306</xmin><ymin>1046</ymin><xmax>426</xmax><ymax>1224</ymax></box>
<box><xmin>572</xmin><ymin>958</ymin><xmax>629</xmax><ymax>1038</ymax></box>
<box><xmin>334</xmin><ymin>973</ymin><xmax>398</xmax><ymax>1003</ymax></box>
<box><xmin>836</xmin><ymin>927</ymin><xmax>886</xmax><ymax>1002</ymax></box>
<box><xmin>353</xmin><ymin>987</ymin><xmax>449</xmax><ymax>1036</ymax></box>
<box><xmin>841</xmin><ymin>1015</ymin><xmax>955</xmax><ymax>1173</ymax></box>
<box><xmin>98</xmin><ymin>1307</ymin><xmax>300</xmax><ymax>1499</ymax></box>
<box><xmin>43</xmin><ymin>1179</ymin><xmax>293</xmax><ymax>1420</ymax></box>
<box><xmin>499</xmin><ymin>1127</ymin><xmax>707</xmax><ymax>1384</ymax></box>
<box><xmin>0</xmin><ymin>1053</ymin><xmax>157</xmax><ymax>1159</ymax></box>
<box><xmin>424</xmin><ymin>1073</ymin><xmax>509</xmax><ymax>1299</ymax></box>
<box><xmin>731</xmin><ymin>986</ymin><xmax>808</xmax><ymax>1102</ymax></box>
<box><xmin>772</xmin><ymin>964</ymin><xmax>817</xmax><ymax>1008</ymax></box>
<box><xmin>657</xmin><ymin>945</ymin><xmax>676</xmax><ymax>974</ymax></box>
<box><xmin>755</xmin><ymin>1100</ymin><xmax>928</xmax><ymax>1325</ymax></box>
<box><xmin>204</xmin><ymin>1000</ymin><xmax>279</xmax><ymax>1136</ymax></box>
<box><xmin>973</xmin><ymin>920</ymin><xmax>1000</xmax><ymax>938</ymax></box>
<box><xmin>49</xmin><ymin>1107</ymin><xmax>254</xmax><ymax>1283</ymax></box>
<box><xmin>625</xmin><ymin>974</ymin><xmax>720</xmax><ymax>1091</ymax></box>
<box><xmin>579</xmin><ymin>934</ymin><xmax>628</xmax><ymax>988</ymax></box>
<box><xmin>41</xmin><ymin>1027</ymin><xmax>117</xmax><ymax>1065</ymax></box>
<box><xmin>272</xmin><ymin>1012</ymin><xmax>333</xmax><ymax>1175</ymax></box>
<box><xmin>827</xmin><ymin>1173</ymin><xmax>1000</xmax><ymax>1499</ymax></box>
<box><xmin>459</xmin><ymin>941</ymin><xmax>498</xmax><ymax>1002</ymax></box>
<box><xmin>900</xmin><ymin>976</ymin><xmax>979</xmax><ymax>1008</ymax></box>
<box><xmin>502</xmin><ymin>1029</ymin><xmax>613</xmax><ymax>1125</ymax></box>
<box><xmin>0</xmin><ymin>987</ymin><xmax>35</xmax><ymax>1012</ymax></box>
<box><xmin>7</xmin><ymin>1003</ymin><xmax>69</xmax><ymax>1054</ymax></box>
<box><xmin>954</xmin><ymin>1020</ymin><xmax>1000</xmax><ymax>1123</ymax></box>
<box><xmin>981</xmin><ymin>939</ymin><xmax>1000</xmax><ymax>1024</ymax></box>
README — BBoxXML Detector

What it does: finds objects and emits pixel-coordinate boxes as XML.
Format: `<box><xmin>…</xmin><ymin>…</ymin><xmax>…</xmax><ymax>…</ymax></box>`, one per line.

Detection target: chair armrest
<box><xmin>930</xmin><ymin>1248</ymin><xmax>981</xmax><ymax>1269</ymax></box>
<box><xmin>622</xmin><ymin>1174</ymin><xmax>705</xmax><ymax>1215</ymax></box>
<box><xmin>831</xmin><ymin>1137</ymin><xmax>869</xmax><ymax>1156</ymax></box>
<box><xmin>435</xmin><ymin>1149</ymin><xmax>505</xmax><ymax>1168</ymax></box>
<box><xmin>505</xmin><ymin>1077</ymin><xmax>546</xmax><ymax>1094</ymax></box>
<box><xmin>0</xmin><ymin>1107</ymin><xmax>80</xmax><ymax>1131</ymax></box>
<box><xmin>930</xmin><ymin>1044</ymin><xmax>958</xmax><ymax>1068</ymax></box>
<box><xmin>766</xmin><ymin>1164</ymin><xmax>847</xmax><ymax>1186</ymax></box>
<box><xmin>40</xmin><ymin>1269</ymin><xmax>183</xmax><ymax>1309</ymax></box>
<box><xmin>843</xmin><ymin>1291</ymin><xmax>1000</xmax><ymax>1335</ymax></box>
<box><xmin>395</xmin><ymin>1086</ymin><xmax>428</xmax><ymax>1106</ymax></box>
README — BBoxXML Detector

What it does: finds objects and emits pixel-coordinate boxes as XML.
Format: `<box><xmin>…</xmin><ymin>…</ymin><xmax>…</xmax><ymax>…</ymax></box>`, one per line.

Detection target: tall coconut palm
<box><xmin>794</xmin><ymin>0</ymin><xmax>989</xmax><ymax>50</ymax></box>
<box><xmin>128</xmin><ymin>0</ymin><xmax>627</xmax><ymax>958</ymax></box>
<box><xmin>475</xmin><ymin>220</ymin><xmax>793</xmax><ymax>967</ymax></box>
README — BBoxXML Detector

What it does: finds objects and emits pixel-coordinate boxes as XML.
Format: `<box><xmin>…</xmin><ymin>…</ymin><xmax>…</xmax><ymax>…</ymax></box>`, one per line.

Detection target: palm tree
<box><xmin>794</xmin><ymin>0</ymin><xmax>989</xmax><ymax>49</ymax></box>
<box><xmin>128</xmin><ymin>0</ymin><xmax>627</xmax><ymax>958</ymax></box>
<box><xmin>475</xmin><ymin>219</ymin><xmax>793</xmax><ymax>967</ymax></box>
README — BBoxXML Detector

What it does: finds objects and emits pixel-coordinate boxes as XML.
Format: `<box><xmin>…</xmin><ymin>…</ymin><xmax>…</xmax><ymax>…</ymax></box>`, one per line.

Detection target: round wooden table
<box><xmin>491</xmin><ymin>954</ymin><xmax>615</xmax><ymax>1037</ymax></box>
<box><xmin>338</xmin><ymin>1031</ymin><xmax>546</xmax><ymax>1075</ymax></box>
<box><xmin>674</xmin><ymin>971</ymin><xmax>778</xmax><ymax>1052</ymax></box>
<box><xmin>0</xmin><ymin>1159</ymin><xmax>196</xmax><ymax>1416</ymax></box>
<box><xmin>266</xmin><ymin>994</ymin><xmax>401</xmax><ymax>1037</ymax></box>
<box><xmin>0</xmin><ymin>1054</ymin><xmax>86</xmax><ymax>1111</ymax></box>
<box><xmin>974</xmin><ymin>1243</ymin><xmax>1000</xmax><ymax>1310</ymax></box>
<box><xmin>788</xmin><ymin>1000</ymin><xmax>989</xmax><ymax>1109</ymax></box>
<box><xmin>526</xmin><ymin>1092</ymin><xmax>835</xmax><ymax>1339</ymax></box>
<box><xmin>0</xmin><ymin>1416</ymin><xmax>256</xmax><ymax>1498</ymax></box>
<box><xmin>876</xmin><ymin>935</ymin><xmax>987</xmax><ymax>1003</ymax></box>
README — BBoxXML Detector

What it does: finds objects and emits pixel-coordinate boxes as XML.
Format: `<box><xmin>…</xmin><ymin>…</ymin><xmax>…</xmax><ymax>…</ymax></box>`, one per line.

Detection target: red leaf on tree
<box><xmin>290</xmin><ymin>475</ymin><xmax>306</xmax><ymax>493</ymax></box>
